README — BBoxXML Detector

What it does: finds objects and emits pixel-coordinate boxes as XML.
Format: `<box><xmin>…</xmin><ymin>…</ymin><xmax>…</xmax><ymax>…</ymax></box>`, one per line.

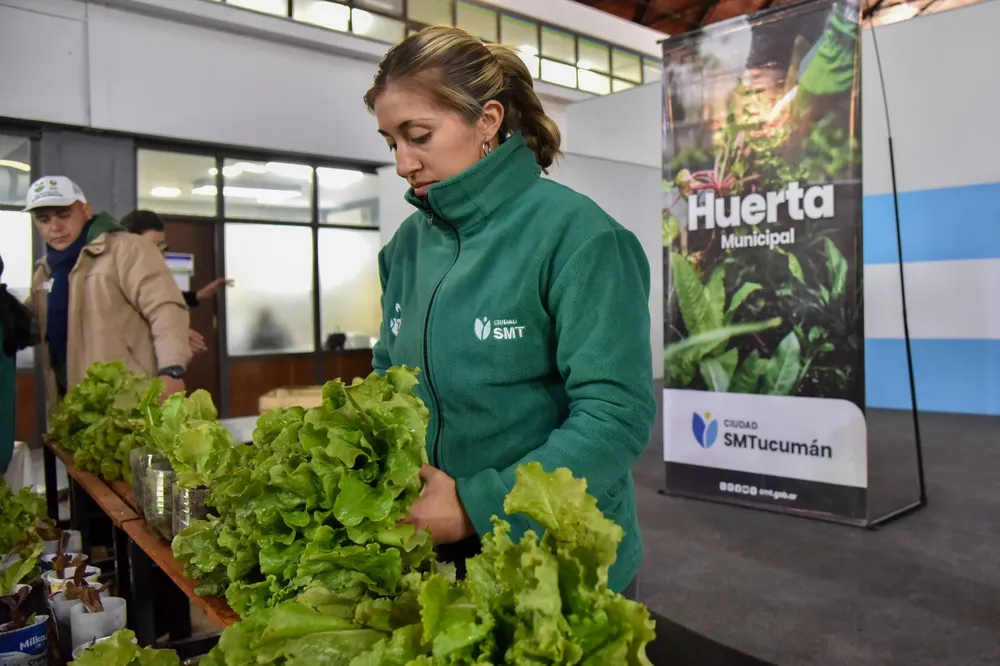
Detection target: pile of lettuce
<box><xmin>201</xmin><ymin>463</ymin><xmax>657</xmax><ymax>665</ymax></box>
<box><xmin>0</xmin><ymin>479</ymin><xmax>47</xmax><ymax>553</ymax></box>
<box><xmin>46</xmin><ymin>361</ymin><xmax>164</xmax><ymax>482</ymax></box>
<box><xmin>172</xmin><ymin>366</ymin><xmax>435</xmax><ymax>618</ymax></box>
<box><xmin>72</xmin><ymin>629</ymin><xmax>180</xmax><ymax>665</ymax></box>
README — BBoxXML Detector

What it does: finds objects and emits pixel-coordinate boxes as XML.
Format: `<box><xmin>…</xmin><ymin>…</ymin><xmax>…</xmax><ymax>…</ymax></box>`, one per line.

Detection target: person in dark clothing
<box><xmin>0</xmin><ymin>253</ymin><xmax>37</xmax><ymax>474</ymax></box>
<box><xmin>120</xmin><ymin>210</ymin><xmax>231</xmax><ymax>308</ymax></box>
<box><xmin>121</xmin><ymin>209</ymin><xmax>232</xmax><ymax>354</ymax></box>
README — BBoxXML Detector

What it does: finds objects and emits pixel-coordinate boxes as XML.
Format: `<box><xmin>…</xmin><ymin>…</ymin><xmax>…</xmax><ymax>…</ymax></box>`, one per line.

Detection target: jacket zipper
<box><xmin>421</xmin><ymin>210</ymin><xmax>461</xmax><ymax>469</ymax></box>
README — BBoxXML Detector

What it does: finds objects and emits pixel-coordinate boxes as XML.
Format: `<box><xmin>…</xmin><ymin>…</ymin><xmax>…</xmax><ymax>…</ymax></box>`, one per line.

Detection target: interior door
<box><xmin>163</xmin><ymin>220</ymin><xmax>221</xmax><ymax>403</ymax></box>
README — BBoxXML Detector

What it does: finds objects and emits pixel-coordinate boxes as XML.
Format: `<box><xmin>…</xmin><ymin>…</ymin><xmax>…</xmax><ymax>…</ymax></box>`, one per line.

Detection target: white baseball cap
<box><xmin>23</xmin><ymin>176</ymin><xmax>88</xmax><ymax>212</ymax></box>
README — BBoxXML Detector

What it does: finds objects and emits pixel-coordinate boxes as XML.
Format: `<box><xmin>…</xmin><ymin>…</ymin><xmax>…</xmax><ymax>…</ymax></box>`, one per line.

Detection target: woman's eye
<box><xmin>412</xmin><ymin>134</ymin><xmax>431</xmax><ymax>145</ymax></box>
<box><xmin>386</xmin><ymin>144</ymin><xmax>397</xmax><ymax>153</ymax></box>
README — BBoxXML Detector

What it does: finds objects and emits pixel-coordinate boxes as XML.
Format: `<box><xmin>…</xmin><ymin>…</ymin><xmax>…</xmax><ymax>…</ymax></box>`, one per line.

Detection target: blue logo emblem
<box><xmin>692</xmin><ymin>412</ymin><xmax>718</xmax><ymax>448</ymax></box>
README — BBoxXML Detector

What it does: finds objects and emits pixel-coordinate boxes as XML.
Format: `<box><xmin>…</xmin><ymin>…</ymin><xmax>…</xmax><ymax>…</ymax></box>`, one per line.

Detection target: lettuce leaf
<box><xmin>70</xmin><ymin>629</ymin><xmax>179</xmax><ymax>666</ymax></box>
<box><xmin>172</xmin><ymin>367</ymin><xmax>434</xmax><ymax>619</ymax></box>
<box><xmin>46</xmin><ymin>362</ymin><xmax>165</xmax><ymax>483</ymax></box>
<box><xmin>204</xmin><ymin>464</ymin><xmax>656</xmax><ymax>666</ymax></box>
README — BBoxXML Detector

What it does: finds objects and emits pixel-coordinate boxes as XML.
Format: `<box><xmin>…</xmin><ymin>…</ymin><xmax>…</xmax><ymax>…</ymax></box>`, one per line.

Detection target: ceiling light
<box><xmin>151</xmin><ymin>186</ymin><xmax>181</xmax><ymax>198</ymax></box>
<box><xmin>220</xmin><ymin>161</ymin><xmax>269</xmax><ymax>178</ymax></box>
<box><xmin>0</xmin><ymin>159</ymin><xmax>30</xmax><ymax>172</ymax></box>
<box><xmin>191</xmin><ymin>185</ymin><xmax>302</xmax><ymax>204</ymax></box>
<box><xmin>317</xmin><ymin>167</ymin><xmax>364</xmax><ymax>189</ymax></box>
<box><xmin>266</xmin><ymin>162</ymin><xmax>313</xmax><ymax>179</ymax></box>
<box><xmin>209</xmin><ymin>167</ymin><xmax>219</xmax><ymax>176</ymax></box>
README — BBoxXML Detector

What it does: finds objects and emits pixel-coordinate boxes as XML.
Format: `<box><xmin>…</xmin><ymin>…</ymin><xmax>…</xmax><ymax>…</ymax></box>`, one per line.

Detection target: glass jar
<box><xmin>144</xmin><ymin>461</ymin><xmax>176</xmax><ymax>541</ymax></box>
<box><xmin>129</xmin><ymin>448</ymin><xmax>168</xmax><ymax>520</ymax></box>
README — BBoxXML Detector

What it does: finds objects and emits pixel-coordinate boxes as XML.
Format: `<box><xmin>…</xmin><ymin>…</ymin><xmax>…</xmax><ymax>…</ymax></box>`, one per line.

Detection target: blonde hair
<box><xmin>364</xmin><ymin>26</ymin><xmax>562</xmax><ymax>171</ymax></box>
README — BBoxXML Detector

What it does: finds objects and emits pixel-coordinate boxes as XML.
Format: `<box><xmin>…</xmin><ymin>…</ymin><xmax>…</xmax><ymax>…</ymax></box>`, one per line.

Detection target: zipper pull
<box><xmin>426</xmin><ymin>211</ymin><xmax>434</xmax><ymax>226</ymax></box>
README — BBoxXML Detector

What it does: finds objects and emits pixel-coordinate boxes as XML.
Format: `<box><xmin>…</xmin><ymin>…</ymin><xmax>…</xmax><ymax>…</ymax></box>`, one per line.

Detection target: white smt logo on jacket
<box><xmin>389</xmin><ymin>303</ymin><xmax>401</xmax><ymax>336</ymax></box>
<box><xmin>475</xmin><ymin>317</ymin><xmax>526</xmax><ymax>341</ymax></box>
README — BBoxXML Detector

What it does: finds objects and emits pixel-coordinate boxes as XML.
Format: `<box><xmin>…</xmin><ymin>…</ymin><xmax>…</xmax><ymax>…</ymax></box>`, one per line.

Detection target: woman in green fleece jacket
<box><xmin>366</xmin><ymin>26</ymin><xmax>657</xmax><ymax>598</ymax></box>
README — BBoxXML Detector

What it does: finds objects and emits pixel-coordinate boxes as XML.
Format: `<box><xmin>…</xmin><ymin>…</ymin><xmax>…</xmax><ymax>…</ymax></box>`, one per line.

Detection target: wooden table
<box><xmin>45</xmin><ymin>442</ymin><xmax>138</xmax><ymax>527</ymax></box>
<box><xmin>43</xmin><ymin>440</ymin><xmax>239</xmax><ymax>648</ymax></box>
<box><xmin>122</xmin><ymin>520</ymin><xmax>239</xmax><ymax>629</ymax></box>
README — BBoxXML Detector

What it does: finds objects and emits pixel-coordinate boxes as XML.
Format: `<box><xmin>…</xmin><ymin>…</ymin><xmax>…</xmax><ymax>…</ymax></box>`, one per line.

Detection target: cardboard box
<box><xmin>258</xmin><ymin>386</ymin><xmax>325</xmax><ymax>414</ymax></box>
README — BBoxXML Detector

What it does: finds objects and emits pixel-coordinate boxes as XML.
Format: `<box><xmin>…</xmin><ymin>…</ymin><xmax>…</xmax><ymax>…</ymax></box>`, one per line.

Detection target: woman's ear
<box><xmin>479</xmin><ymin>100</ymin><xmax>505</xmax><ymax>144</ymax></box>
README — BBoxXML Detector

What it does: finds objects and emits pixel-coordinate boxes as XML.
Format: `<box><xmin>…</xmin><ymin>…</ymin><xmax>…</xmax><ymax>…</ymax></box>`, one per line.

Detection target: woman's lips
<box><xmin>412</xmin><ymin>182</ymin><xmax>434</xmax><ymax>197</ymax></box>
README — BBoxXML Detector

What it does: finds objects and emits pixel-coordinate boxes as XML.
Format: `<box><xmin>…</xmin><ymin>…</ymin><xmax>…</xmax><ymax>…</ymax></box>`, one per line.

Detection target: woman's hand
<box><xmin>401</xmin><ymin>465</ymin><xmax>476</xmax><ymax>545</ymax></box>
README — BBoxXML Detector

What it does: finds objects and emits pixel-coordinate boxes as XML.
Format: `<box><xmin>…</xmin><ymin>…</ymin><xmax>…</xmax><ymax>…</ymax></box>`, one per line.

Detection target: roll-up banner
<box><xmin>661</xmin><ymin>0</ymin><xmax>867</xmax><ymax>522</ymax></box>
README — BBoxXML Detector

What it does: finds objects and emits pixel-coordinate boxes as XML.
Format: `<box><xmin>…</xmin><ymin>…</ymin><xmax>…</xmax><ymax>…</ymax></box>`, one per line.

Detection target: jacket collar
<box><xmin>404</xmin><ymin>133</ymin><xmax>541</xmax><ymax>231</ymax></box>
<box><xmin>36</xmin><ymin>212</ymin><xmax>124</xmax><ymax>273</ymax></box>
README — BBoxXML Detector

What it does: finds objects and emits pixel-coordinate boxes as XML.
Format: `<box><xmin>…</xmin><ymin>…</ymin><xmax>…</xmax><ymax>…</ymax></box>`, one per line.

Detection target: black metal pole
<box><xmin>870</xmin><ymin>27</ymin><xmax>927</xmax><ymax>507</ymax></box>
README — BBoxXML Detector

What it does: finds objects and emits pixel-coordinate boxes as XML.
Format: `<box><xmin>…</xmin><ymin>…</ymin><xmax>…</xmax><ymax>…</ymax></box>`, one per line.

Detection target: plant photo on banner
<box><xmin>662</xmin><ymin>0</ymin><xmax>864</xmax><ymax>408</ymax></box>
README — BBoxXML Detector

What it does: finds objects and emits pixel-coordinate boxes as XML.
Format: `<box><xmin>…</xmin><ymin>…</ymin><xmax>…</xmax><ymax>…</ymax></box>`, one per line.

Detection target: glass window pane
<box><xmin>1</xmin><ymin>211</ymin><xmax>35</xmax><ymax>368</ymax></box>
<box><xmin>356</xmin><ymin>0</ymin><xmax>402</xmax><ymax>16</ymax></box>
<box><xmin>223</xmin><ymin>159</ymin><xmax>312</xmax><ymax>222</ymax></box>
<box><xmin>319</xmin><ymin>170</ymin><xmax>378</xmax><ymax>227</ymax></box>
<box><xmin>643</xmin><ymin>58</ymin><xmax>662</xmax><ymax>83</ymax></box>
<box><xmin>612</xmin><ymin>49</ymin><xmax>642</xmax><ymax>83</ymax></box>
<box><xmin>612</xmin><ymin>78</ymin><xmax>636</xmax><ymax>93</ymax></box>
<box><xmin>578</xmin><ymin>70</ymin><xmax>611</xmax><ymax>95</ymax></box>
<box><xmin>541</xmin><ymin>27</ymin><xmax>574</xmax><ymax>65</ymax></box>
<box><xmin>137</xmin><ymin>150</ymin><xmax>218</xmax><ymax>217</ymax></box>
<box><xmin>292</xmin><ymin>0</ymin><xmax>349</xmax><ymax>31</ymax></box>
<box><xmin>226</xmin><ymin>0</ymin><xmax>287</xmax><ymax>16</ymax></box>
<box><xmin>0</xmin><ymin>135</ymin><xmax>32</xmax><ymax>207</ymax></box>
<box><xmin>319</xmin><ymin>228</ymin><xmax>382</xmax><ymax>349</ymax></box>
<box><xmin>224</xmin><ymin>223</ymin><xmax>315</xmax><ymax>355</ymax></box>
<box><xmin>540</xmin><ymin>59</ymin><xmax>576</xmax><ymax>88</ymax></box>
<box><xmin>352</xmin><ymin>9</ymin><xmax>405</xmax><ymax>43</ymax></box>
<box><xmin>456</xmin><ymin>2</ymin><xmax>497</xmax><ymax>41</ymax></box>
<box><xmin>577</xmin><ymin>38</ymin><xmax>609</xmax><ymax>74</ymax></box>
<box><xmin>408</xmin><ymin>0</ymin><xmax>452</xmax><ymax>25</ymax></box>
<box><xmin>501</xmin><ymin>15</ymin><xmax>537</xmax><ymax>59</ymax></box>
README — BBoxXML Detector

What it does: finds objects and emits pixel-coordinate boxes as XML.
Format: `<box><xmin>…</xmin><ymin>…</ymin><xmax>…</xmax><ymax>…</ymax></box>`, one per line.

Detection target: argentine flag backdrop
<box><xmin>860</xmin><ymin>10</ymin><xmax>1000</xmax><ymax>416</ymax></box>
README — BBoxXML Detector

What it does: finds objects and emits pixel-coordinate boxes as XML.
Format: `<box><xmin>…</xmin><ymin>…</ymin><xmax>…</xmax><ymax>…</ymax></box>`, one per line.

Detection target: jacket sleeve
<box><xmin>371</xmin><ymin>245</ymin><xmax>392</xmax><ymax>377</ymax></box>
<box><xmin>117</xmin><ymin>237</ymin><xmax>192</xmax><ymax>371</ymax></box>
<box><xmin>455</xmin><ymin>226</ymin><xmax>656</xmax><ymax>541</ymax></box>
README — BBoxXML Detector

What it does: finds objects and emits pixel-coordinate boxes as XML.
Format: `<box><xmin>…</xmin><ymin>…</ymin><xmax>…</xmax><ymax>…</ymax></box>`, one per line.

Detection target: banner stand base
<box><xmin>658</xmin><ymin>486</ymin><xmax>926</xmax><ymax>529</ymax></box>
<box><xmin>865</xmin><ymin>499</ymin><xmax>925</xmax><ymax>530</ymax></box>
<box><xmin>659</xmin><ymin>487</ymin><xmax>872</xmax><ymax>528</ymax></box>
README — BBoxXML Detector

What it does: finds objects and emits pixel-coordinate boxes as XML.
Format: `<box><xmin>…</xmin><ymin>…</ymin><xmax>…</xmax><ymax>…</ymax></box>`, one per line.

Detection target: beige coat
<box><xmin>28</xmin><ymin>219</ymin><xmax>191</xmax><ymax>410</ymax></box>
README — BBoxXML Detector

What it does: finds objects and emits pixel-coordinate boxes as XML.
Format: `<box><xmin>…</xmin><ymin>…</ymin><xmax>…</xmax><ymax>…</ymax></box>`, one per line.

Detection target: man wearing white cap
<box><xmin>23</xmin><ymin>176</ymin><xmax>191</xmax><ymax>407</ymax></box>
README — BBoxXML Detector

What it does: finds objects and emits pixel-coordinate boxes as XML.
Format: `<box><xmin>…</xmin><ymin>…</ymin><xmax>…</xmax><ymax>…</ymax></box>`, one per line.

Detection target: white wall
<box><xmin>563</xmin><ymin>83</ymin><xmax>661</xmax><ymax>165</ymax></box>
<box><xmin>0</xmin><ymin>0</ymin><xmax>578</xmax><ymax>164</ymax></box>
<box><xmin>547</xmin><ymin>154</ymin><xmax>663</xmax><ymax>378</ymax></box>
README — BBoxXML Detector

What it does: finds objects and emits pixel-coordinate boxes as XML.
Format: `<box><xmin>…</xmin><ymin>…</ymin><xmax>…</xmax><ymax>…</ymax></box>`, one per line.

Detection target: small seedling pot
<box><xmin>41</xmin><ymin>565</ymin><xmax>101</xmax><ymax>595</ymax></box>
<box><xmin>0</xmin><ymin>614</ymin><xmax>49</xmax><ymax>665</ymax></box>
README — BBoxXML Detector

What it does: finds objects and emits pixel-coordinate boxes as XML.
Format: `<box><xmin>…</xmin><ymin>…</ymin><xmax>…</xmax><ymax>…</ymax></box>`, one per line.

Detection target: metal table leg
<box><xmin>69</xmin><ymin>478</ymin><xmax>92</xmax><ymax>557</ymax></box>
<box><xmin>43</xmin><ymin>446</ymin><xmax>59</xmax><ymax>520</ymax></box>
<box><xmin>113</xmin><ymin>526</ymin><xmax>132</xmax><ymax>601</ymax></box>
<box><xmin>127</xmin><ymin>538</ymin><xmax>157</xmax><ymax>647</ymax></box>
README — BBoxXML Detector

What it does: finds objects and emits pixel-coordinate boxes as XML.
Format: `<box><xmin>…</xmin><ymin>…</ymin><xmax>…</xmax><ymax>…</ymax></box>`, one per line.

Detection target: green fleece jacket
<box><xmin>372</xmin><ymin>134</ymin><xmax>656</xmax><ymax>592</ymax></box>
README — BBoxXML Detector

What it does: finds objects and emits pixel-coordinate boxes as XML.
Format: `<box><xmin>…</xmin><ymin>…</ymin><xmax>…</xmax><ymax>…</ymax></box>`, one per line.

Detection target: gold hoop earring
<box><xmin>482</xmin><ymin>141</ymin><xmax>492</xmax><ymax>157</ymax></box>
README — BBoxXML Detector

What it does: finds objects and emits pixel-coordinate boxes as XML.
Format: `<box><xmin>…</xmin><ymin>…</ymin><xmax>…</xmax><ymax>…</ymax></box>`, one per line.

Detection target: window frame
<box><xmin>135</xmin><ymin>141</ymin><xmax>383</xmax><ymax>417</ymax></box>
<box><xmin>220</xmin><ymin>0</ymin><xmax>654</xmax><ymax>94</ymax></box>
